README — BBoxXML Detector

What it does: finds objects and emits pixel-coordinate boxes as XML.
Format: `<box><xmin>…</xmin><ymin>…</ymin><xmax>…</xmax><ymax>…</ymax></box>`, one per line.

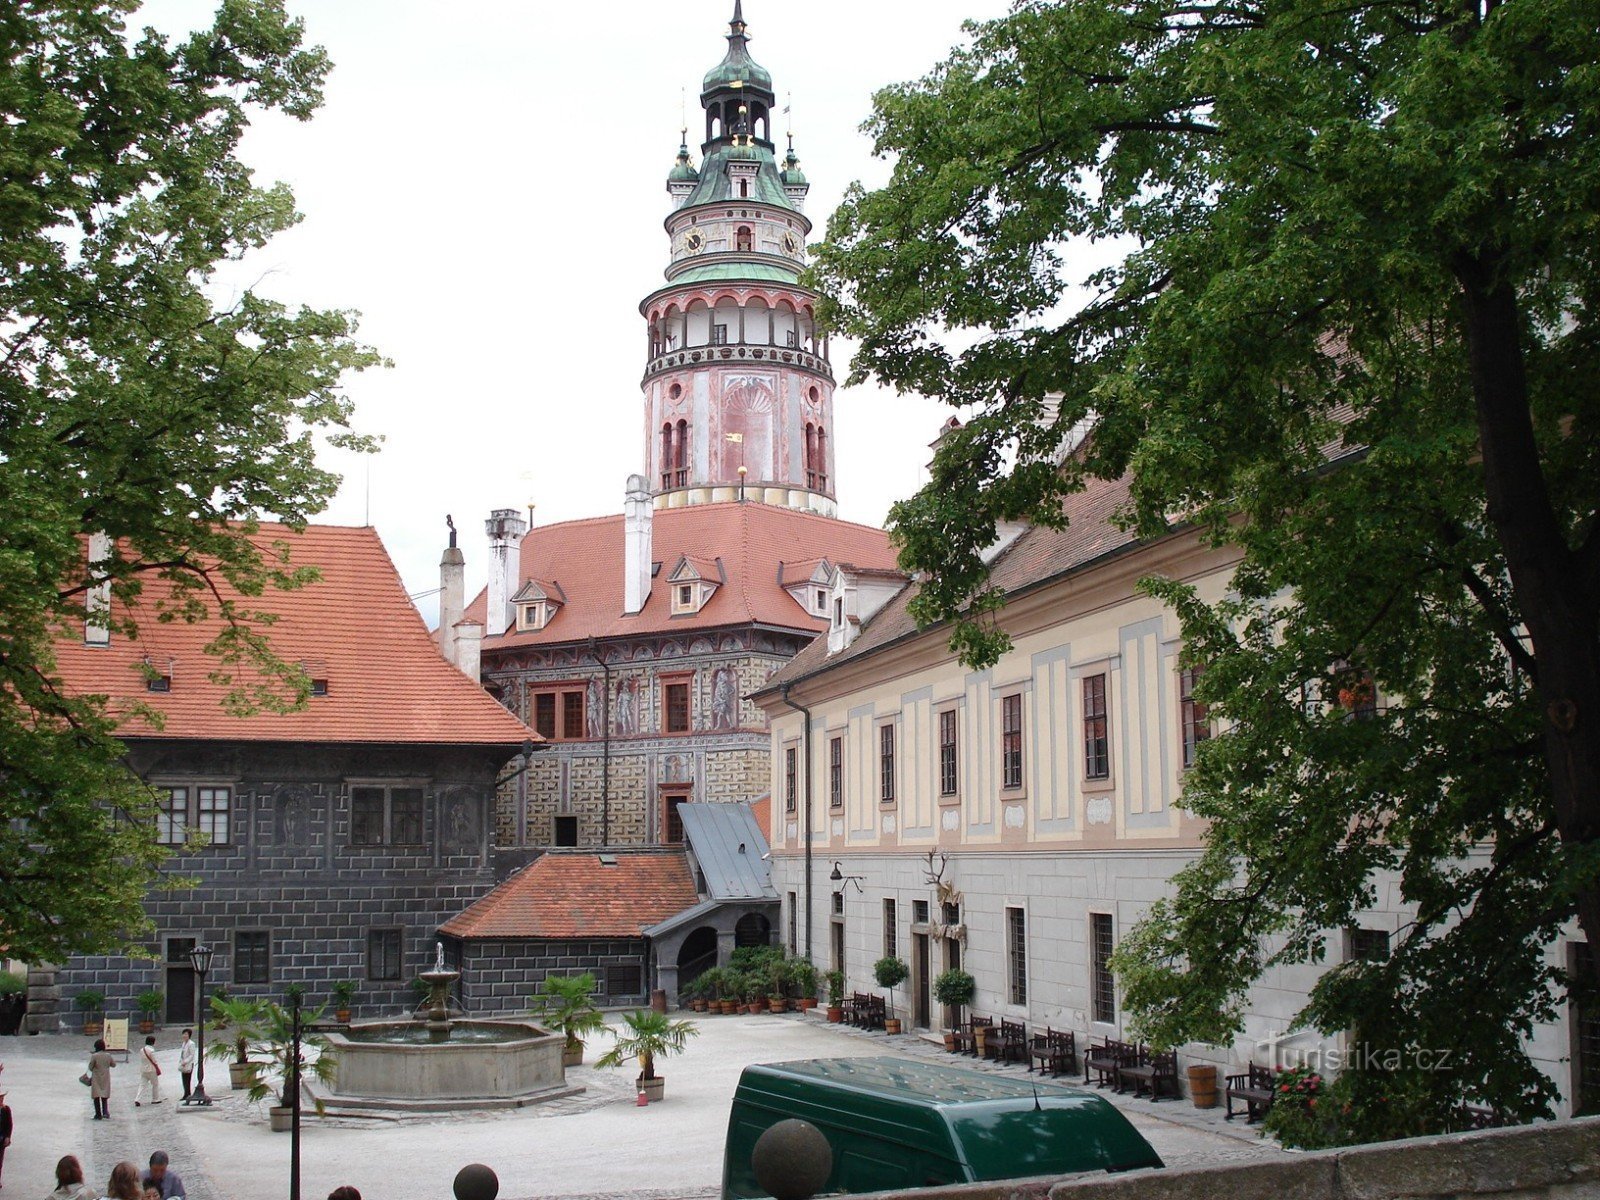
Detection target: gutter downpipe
<box><xmin>779</xmin><ymin>682</ymin><xmax>814</xmax><ymax>961</ymax></box>
<box><xmin>587</xmin><ymin>637</ymin><xmax>612</xmax><ymax>847</ymax></box>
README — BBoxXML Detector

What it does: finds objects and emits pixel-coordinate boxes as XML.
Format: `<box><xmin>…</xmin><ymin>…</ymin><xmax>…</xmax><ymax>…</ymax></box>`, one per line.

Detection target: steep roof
<box><xmin>439</xmin><ymin>850</ymin><xmax>698</xmax><ymax>940</ymax></box>
<box><xmin>760</xmin><ymin>472</ymin><xmax>1147</xmax><ymax>692</ymax></box>
<box><xmin>679</xmin><ymin>802</ymin><xmax>775</xmax><ymax>902</ymax></box>
<box><xmin>53</xmin><ymin>524</ymin><xmax>534</xmax><ymax>746</ymax></box>
<box><xmin>468</xmin><ymin>501</ymin><xmax>895</xmax><ymax>651</ymax></box>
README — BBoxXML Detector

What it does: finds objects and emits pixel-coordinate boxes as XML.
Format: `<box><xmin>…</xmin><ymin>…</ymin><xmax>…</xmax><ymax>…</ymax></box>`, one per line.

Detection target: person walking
<box><xmin>87</xmin><ymin>1040</ymin><xmax>115</xmax><ymax>1120</ymax></box>
<box><xmin>99</xmin><ymin>1162</ymin><xmax>142</xmax><ymax>1200</ymax></box>
<box><xmin>133</xmin><ymin>1037</ymin><xmax>161</xmax><ymax>1107</ymax></box>
<box><xmin>48</xmin><ymin>1155</ymin><xmax>90</xmax><ymax>1200</ymax></box>
<box><xmin>175</xmin><ymin>1031</ymin><xmax>195</xmax><ymax>1102</ymax></box>
<box><xmin>0</xmin><ymin>1087</ymin><xmax>11</xmax><ymax>1189</ymax></box>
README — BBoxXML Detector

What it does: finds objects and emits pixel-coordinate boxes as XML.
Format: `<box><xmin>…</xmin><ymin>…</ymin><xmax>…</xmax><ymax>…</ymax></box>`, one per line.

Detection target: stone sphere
<box><xmin>452</xmin><ymin>1163</ymin><xmax>499</xmax><ymax>1200</ymax></box>
<box><xmin>751</xmin><ymin>1119</ymin><xmax>833</xmax><ymax>1200</ymax></box>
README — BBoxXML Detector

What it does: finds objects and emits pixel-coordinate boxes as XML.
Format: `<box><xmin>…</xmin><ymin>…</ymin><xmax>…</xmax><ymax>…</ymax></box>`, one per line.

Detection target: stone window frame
<box><xmin>346</xmin><ymin>778</ymin><xmax>430</xmax><ymax>848</ymax></box>
<box><xmin>936</xmin><ymin>704</ymin><xmax>960</xmax><ymax>803</ymax></box>
<box><xmin>876</xmin><ymin>717</ymin><xmax>898</xmax><ymax>806</ymax></box>
<box><xmin>234</xmin><ymin>929</ymin><xmax>271</xmax><ymax>985</ymax></box>
<box><xmin>828</xmin><ymin>733</ymin><xmax>845</xmax><ymax>810</ymax></box>
<box><xmin>366</xmin><ymin>927</ymin><xmax>403</xmax><ymax>982</ymax></box>
<box><xmin>1179</xmin><ymin>663</ymin><xmax>1211</xmax><ymax>769</ymax></box>
<box><xmin>659</xmin><ymin>670</ymin><xmax>696</xmax><ymax>736</ymax></box>
<box><xmin>1089</xmin><ymin>911</ymin><xmax>1117</xmax><ymax>1026</ymax></box>
<box><xmin>528</xmin><ymin>680</ymin><xmax>589</xmax><ymax>742</ymax></box>
<box><xmin>999</xmin><ymin>691</ymin><xmax>1025</xmax><ymax>793</ymax></box>
<box><xmin>1005</xmin><ymin>904</ymin><xmax>1027</xmax><ymax>1008</ymax></box>
<box><xmin>783</xmin><ymin>741</ymin><xmax>799</xmax><ymax>813</ymax></box>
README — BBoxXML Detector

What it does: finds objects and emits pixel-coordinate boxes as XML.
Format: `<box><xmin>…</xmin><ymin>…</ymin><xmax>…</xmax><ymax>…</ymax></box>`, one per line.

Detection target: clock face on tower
<box><xmin>781</xmin><ymin>232</ymin><xmax>800</xmax><ymax>256</ymax></box>
<box><xmin>678</xmin><ymin>228</ymin><xmax>706</xmax><ymax>255</ymax></box>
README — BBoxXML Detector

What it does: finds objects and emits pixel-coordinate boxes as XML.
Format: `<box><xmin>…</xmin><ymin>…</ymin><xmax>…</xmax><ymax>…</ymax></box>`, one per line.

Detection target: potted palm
<box><xmin>596</xmin><ymin>1009</ymin><xmax>698</xmax><ymax>1102</ymax></box>
<box><xmin>694</xmin><ymin>967</ymin><xmax>724</xmax><ymax>1013</ymax></box>
<box><xmin>242</xmin><ymin>998</ymin><xmax>338</xmax><ymax>1131</ymax></box>
<box><xmin>933</xmin><ymin>968</ymin><xmax>976</xmax><ymax>1048</ymax></box>
<box><xmin>530</xmin><ymin>972</ymin><xmax>606</xmax><ymax>1067</ymax></box>
<box><xmin>208</xmin><ymin>995</ymin><xmax>268</xmax><ymax>1089</ymax></box>
<box><xmin>873</xmin><ymin>957</ymin><xmax>910</xmax><ymax>1035</ymax></box>
<box><xmin>331</xmin><ymin>980</ymin><xmax>359</xmax><ymax>1024</ymax></box>
<box><xmin>791</xmin><ymin>958</ymin><xmax>819</xmax><ymax>1011</ymax></box>
<box><xmin>135</xmin><ymin>989</ymin><xmax>163</xmax><ymax>1034</ymax></box>
<box><xmin>75</xmin><ymin>989</ymin><xmax>106</xmax><ymax>1036</ymax></box>
<box><xmin>824</xmin><ymin>969</ymin><xmax>845</xmax><ymax>1023</ymax></box>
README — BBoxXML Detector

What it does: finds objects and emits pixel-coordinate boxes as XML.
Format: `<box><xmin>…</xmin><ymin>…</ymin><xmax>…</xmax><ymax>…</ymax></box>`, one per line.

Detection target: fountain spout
<box><xmin>419</xmin><ymin>943</ymin><xmax>462</xmax><ymax>1042</ymax></box>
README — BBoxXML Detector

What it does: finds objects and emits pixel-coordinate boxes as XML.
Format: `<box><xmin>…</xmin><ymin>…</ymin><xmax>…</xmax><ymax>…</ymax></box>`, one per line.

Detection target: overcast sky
<box><xmin>131</xmin><ymin>0</ymin><xmax>1011</xmax><ymax>620</ymax></box>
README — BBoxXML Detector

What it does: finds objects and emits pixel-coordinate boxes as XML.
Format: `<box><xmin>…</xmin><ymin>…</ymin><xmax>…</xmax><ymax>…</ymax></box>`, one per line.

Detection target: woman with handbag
<box><xmin>134</xmin><ymin>1036</ymin><xmax>161</xmax><ymax>1106</ymax></box>
<box><xmin>86</xmin><ymin>1039</ymin><xmax>115</xmax><ymax>1120</ymax></box>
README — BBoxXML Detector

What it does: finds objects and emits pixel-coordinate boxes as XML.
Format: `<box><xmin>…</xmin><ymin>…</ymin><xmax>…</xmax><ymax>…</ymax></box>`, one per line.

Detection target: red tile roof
<box><xmin>466</xmin><ymin>502</ymin><xmax>895</xmax><ymax>649</ymax></box>
<box><xmin>440</xmin><ymin>850</ymin><xmax>699</xmax><ymax>939</ymax></box>
<box><xmin>749</xmin><ymin>794</ymin><xmax>772</xmax><ymax>839</ymax></box>
<box><xmin>52</xmin><ymin>524</ymin><xmax>535</xmax><ymax>746</ymax></box>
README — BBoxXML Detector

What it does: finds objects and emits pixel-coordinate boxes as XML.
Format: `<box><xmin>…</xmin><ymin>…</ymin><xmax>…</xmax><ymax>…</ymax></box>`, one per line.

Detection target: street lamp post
<box><xmin>185</xmin><ymin>944</ymin><xmax>215</xmax><ymax>1106</ymax></box>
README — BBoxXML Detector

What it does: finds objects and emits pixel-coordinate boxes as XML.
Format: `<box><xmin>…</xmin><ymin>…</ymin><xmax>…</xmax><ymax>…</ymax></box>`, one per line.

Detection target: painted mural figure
<box><xmin>277</xmin><ymin>790</ymin><xmax>308</xmax><ymax>845</ymax></box>
<box><xmin>587</xmin><ymin>676</ymin><xmax>605</xmax><ymax>739</ymax></box>
<box><xmin>614</xmin><ymin>677</ymin><xmax>637</xmax><ymax>735</ymax></box>
<box><xmin>712</xmin><ymin>667</ymin><xmax>739</xmax><ymax>730</ymax></box>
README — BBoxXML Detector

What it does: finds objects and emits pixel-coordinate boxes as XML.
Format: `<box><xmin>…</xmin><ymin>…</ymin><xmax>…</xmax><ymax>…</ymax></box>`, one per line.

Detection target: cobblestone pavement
<box><xmin>0</xmin><ymin>1015</ymin><xmax>1285</xmax><ymax>1200</ymax></box>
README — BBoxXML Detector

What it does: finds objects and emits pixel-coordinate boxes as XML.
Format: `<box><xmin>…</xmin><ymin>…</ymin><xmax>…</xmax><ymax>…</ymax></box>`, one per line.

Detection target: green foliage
<box><xmin>330</xmin><ymin>980</ymin><xmax>358</xmax><ymax>1007</ymax></box>
<box><xmin>1260</xmin><ymin>1065</ymin><xmax>1334</xmax><ymax>1149</ymax></box>
<box><xmin>0</xmin><ymin>972</ymin><xmax>26</xmax><ymax>996</ymax></box>
<box><xmin>595</xmin><ymin>1010</ymin><xmax>698</xmax><ymax>1081</ymax></box>
<box><xmin>728</xmin><ymin>945</ymin><xmax>783</xmax><ymax>973</ymax></box>
<box><xmin>789</xmin><ymin>956</ymin><xmax>819</xmax><ymax>1000</ymax></box>
<box><xmin>823</xmin><ymin>969</ymin><xmax>846</xmax><ymax>1007</ymax></box>
<box><xmin>931</xmin><ymin>969</ymin><xmax>975</xmax><ymax>1010</ymax></box>
<box><xmin>135</xmin><ymin>989</ymin><xmax>162</xmax><ymax>1015</ymax></box>
<box><xmin>239</xmin><ymin>999</ymin><xmax>336</xmax><ymax>1113</ymax></box>
<box><xmin>529</xmin><ymin>972</ymin><xmax>606</xmax><ymax>1049</ymax></box>
<box><xmin>74</xmin><ymin>990</ymin><xmax>106</xmax><ymax>1013</ymax></box>
<box><xmin>0</xmin><ymin>0</ymin><xmax>382</xmax><ymax>964</ymax></box>
<box><xmin>873</xmin><ymin>957</ymin><xmax>910</xmax><ymax>990</ymax></box>
<box><xmin>207</xmin><ymin>995</ymin><xmax>267</xmax><ymax>1065</ymax></box>
<box><xmin>817</xmin><ymin>0</ymin><xmax>1600</xmax><ymax>1131</ymax></box>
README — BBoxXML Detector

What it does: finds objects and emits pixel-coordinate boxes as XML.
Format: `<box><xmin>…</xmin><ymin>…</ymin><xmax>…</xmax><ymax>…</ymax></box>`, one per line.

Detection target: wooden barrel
<box><xmin>1187</xmin><ymin>1064</ymin><xmax>1219</xmax><ymax>1108</ymax></box>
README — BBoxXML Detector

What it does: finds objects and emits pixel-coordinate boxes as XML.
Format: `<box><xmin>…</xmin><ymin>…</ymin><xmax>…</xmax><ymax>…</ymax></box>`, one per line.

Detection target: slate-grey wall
<box><xmin>454</xmin><ymin>937</ymin><xmax>650</xmax><ymax>1012</ymax></box>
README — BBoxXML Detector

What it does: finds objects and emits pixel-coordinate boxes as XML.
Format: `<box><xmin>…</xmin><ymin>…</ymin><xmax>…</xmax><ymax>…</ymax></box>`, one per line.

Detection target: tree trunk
<box><xmin>1456</xmin><ymin>250</ymin><xmax>1600</xmax><ymax>984</ymax></box>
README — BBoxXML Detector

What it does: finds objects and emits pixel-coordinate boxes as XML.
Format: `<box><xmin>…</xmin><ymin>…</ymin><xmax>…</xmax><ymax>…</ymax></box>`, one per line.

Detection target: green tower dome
<box><xmin>668</xmin><ymin>139</ymin><xmax>699</xmax><ymax>183</ymax></box>
<box><xmin>702</xmin><ymin>1</ymin><xmax>773</xmax><ymax>95</ymax></box>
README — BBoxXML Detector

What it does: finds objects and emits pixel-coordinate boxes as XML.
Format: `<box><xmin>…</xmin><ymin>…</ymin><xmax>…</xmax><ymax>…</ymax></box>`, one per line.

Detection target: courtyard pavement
<box><xmin>0</xmin><ymin>1014</ymin><xmax>1287</xmax><ymax>1200</ymax></box>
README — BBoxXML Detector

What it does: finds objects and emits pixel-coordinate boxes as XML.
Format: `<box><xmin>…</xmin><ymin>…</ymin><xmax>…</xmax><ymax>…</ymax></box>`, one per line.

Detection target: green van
<box><xmin>722</xmin><ymin>1056</ymin><xmax>1164</xmax><ymax>1198</ymax></box>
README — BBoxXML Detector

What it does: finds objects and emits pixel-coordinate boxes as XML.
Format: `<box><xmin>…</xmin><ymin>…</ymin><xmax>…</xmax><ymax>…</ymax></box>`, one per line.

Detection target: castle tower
<box><xmin>640</xmin><ymin>2</ymin><xmax>836</xmax><ymax>515</ymax></box>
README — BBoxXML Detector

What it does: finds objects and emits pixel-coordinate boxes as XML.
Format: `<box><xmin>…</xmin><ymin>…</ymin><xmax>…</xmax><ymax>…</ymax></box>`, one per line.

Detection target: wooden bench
<box><xmin>995</xmin><ymin>1019</ymin><xmax>1028</xmax><ymax>1064</ymax></box>
<box><xmin>1028</xmin><ymin>1028</ymin><xmax>1076</xmax><ymax>1077</ymax></box>
<box><xmin>862</xmin><ymin>994</ymin><xmax>886</xmax><ymax>1031</ymax></box>
<box><xmin>1224</xmin><ymin>1064</ymin><xmax>1276</xmax><ymax>1122</ymax></box>
<box><xmin>1117</xmin><ymin>1049</ymin><xmax>1179</xmax><ymax>1100</ymax></box>
<box><xmin>957</xmin><ymin>1014</ymin><xmax>994</xmax><ymax>1057</ymax></box>
<box><xmin>1084</xmin><ymin>1038</ymin><xmax>1135</xmax><ymax>1088</ymax></box>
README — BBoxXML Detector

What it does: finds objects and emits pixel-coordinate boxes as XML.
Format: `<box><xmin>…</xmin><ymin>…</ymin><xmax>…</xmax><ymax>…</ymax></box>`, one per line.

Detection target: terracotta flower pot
<box><xmin>798</xmin><ymin>998</ymin><xmax>817</xmax><ymax>1011</ymax></box>
<box><xmin>827</xmin><ymin>1006</ymin><xmax>844</xmax><ymax>1024</ymax></box>
<box><xmin>746</xmin><ymin>1001</ymin><xmax>764</xmax><ymax>1014</ymax></box>
<box><xmin>335</xmin><ymin>1008</ymin><xmax>351</xmax><ymax>1024</ymax></box>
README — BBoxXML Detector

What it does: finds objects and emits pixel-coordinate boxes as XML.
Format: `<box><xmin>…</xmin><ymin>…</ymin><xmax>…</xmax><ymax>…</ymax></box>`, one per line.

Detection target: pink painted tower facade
<box><xmin>640</xmin><ymin>2</ymin><xmax>836</xmax><ymax>516</ymax></box>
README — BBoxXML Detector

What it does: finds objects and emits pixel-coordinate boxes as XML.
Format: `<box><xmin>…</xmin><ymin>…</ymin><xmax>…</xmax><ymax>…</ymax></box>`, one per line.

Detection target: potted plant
<box><xmin>530</xmin><ymin>972</ymin><xmax>606</xmax><ymax>1067</ymax></box>
<box><xmin>791</xmin><ymin>958</ymin><xmax>819</xmax><ymax>1011</ymax></box>
<box><xmin>932</xmin><ymin>968</ymin><xmax>976</xmax><ymax>1041</ymax></box>
<box><xmin>718</xmin><ymin>970</ymin><xmax>744</xmax><ymax>1015</ymax></box>
<box><xmin>207</xmin><ymin>995</ymin><xmax>268</xmax><ymax>1089</ymax></box>
<box><xmin>596</xmin><ymin>1009</ymin><xmax>698</xmax><ymax>1102</ymax></box>
<box><xmin>75</xmin><ymin>989</ymin><xmax>106</xmax><ymax>1036</ymax></box>
<box><xmin>135</xmin><ymin>988</ymin><xmax>163</xmax><ymax>1033</ymax></box>
<box><xmin>824</xmin><ymin>969</ymin><xmax>845</xmax><ymax>1023</ymax></box>
<box><xmin>330</xmin><ymin>980</ymin><xmax>359</xmax><ymax>1024</ymax></box>
<box><xmin>240</xmin><ymin>998</ymin><xmax>338</xmax><ymax>1131</ymax></box>
<box><xmin>693</xmin><ymin>967</ymin><xmax>722</xmax><ymax>1013</ymax></box>
<box><xmin>873</xmin><ymin>957</ymin><xmax>910</xmax><ymax>1035</ymax></box>
<box><xmin>742</xmin><ymin>972</ymin><xmax>766</xmax><ymax>1014</ymax></box>
<box><xmin>766</xmin><ymin>957</ymin><xmax>791</xmax><ymax>1013</ymax></box>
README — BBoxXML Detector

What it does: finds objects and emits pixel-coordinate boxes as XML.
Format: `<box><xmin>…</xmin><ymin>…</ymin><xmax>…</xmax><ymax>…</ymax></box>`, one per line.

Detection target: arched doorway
<box><xmin>677</xmin><ymin>926</ymin><xmax>718</xmax><ymax>994</ymax></box>
<box><xmin>735</xmin><ymin>912</ymin><xmax>772</xmax><ymax>948</ymax></box>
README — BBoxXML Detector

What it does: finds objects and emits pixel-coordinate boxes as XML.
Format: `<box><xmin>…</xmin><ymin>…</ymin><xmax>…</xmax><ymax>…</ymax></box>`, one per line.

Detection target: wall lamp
<box><xmin>829</xmin><ymin>861</ymin><xmax>863</xmax><ymax>894</ymax></box>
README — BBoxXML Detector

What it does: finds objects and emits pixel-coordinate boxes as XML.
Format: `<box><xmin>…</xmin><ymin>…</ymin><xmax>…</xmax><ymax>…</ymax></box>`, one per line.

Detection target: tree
<box><xmin>0</xmin><ymin>1</ymin><xmax>380</xmax><ymax>962</ymax></box>
<box><xmin>814</xmin><ymin>0</ymin><xmax>1599</xmax><ymax>1126</ymax></box>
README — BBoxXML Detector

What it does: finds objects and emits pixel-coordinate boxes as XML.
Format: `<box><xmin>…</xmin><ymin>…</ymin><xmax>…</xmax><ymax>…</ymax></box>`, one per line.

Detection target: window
<box><xmin>1572</xmin><ymin>942</ymin><xmax>1600</xmax><ymax>1115</ymax></box>
<box><xmin>784</xmin><ymin>746</ymin><xmax>798</xmax><ymax>813</ymax></box>
<box><xmin>531</xmin><ymin>686</ymin><xmax>587</xmax><ymax>741</ymax></box>
<box><xmin>1001</xmin><ymin>693</ymin><xmax>1023</xmax><ymax>790</ymax></box>
<box><xmin>879</xmin><ymin>724</ymin><xmax>896</xmax><ymax>804</ymax></box>
<box><xmin>1338</xmin><ymin>667</ymin><xmax>1379</xmax><ymax>720</ymax></box>
<box><xmin>235</xmin><ymin>930</ymin><xmax>270</xmax><ymax>984</ymax></box>
<box><xmin>883</xmin><ymin>899</ymin><xmax>897</xmax><ymax>959</ymax></box>
<box><xmin>829</xmin><ymin>736</ymin><xmax>844</xmax><ymax>808</ymax></box>
<box><xmin>146</xmin><ymin>673</ymin><xmax>171</xmax><ymax>693</ymax></box>
<box><xmin>832</xmin><ymin>597</ymin><xmax>844</xmax><ymax>628</ymax></box>
<box><xmin>912</xmin><ymin>899</ymin><xmax>929</xmax><ymax>925</ymax></box>
<box><xmin>664</xmin><ymin>680</ymin><xmax>691</xmax><ymax>733</ymax></box>
<box><xmin>786</xmin><ymin>330</ymin><xmax>798</xmax><ymax>348</ymax></box>
<box><xmin>938</xmin><ymin>709</ymin><xmax>958</xmax><ymax>797</ymax></box>
<box><xmin>710</xmin><ymin>324</ymin><xmax>728</xmax><ymax>345</ymax></box>
<box><xmin>663</xmin><ymin>794</ymin><xmax>688</xmax><ymax>844</ymax></box>
<box><xmin>814</xmin><ymin>588</ymin><xmax>827</xmax><ymax>611</ymax></box>
<box><xmin>677</xmin><ymin>583</ymin><xmax>694</xmax><ymax>607</ymax></box>
<box><xmin>606</xmin><ymin>963</ymin><xmax>644</xmax><ymax>999</ymax></box>
<box><xmin>1090</xmin><ymin>913</ymin><xmax>1115</xmax><ymax>1023</ymax></box>
<box><xmin>553</xmin><ymin>815</ymin><xmax>578</xmax><ymax>847</ymax></box>
<box><xmin>832</xmin><ymin>891</ymin><xmax>844</xmax><ymax>916</ymax></box>
<box><xmin>1083</xmin><ymin>674</ymin><xmax>1110</xmax><ymax>780</ymax></box>
<box><xmin>351</xmin><ymin>785</ymin><xmax>425</xmax><ymax>846</ymax></box>
<box><xmin>1179</xmin><ymin>666</ymin><xmax>1210</xmax><ymax>768</ymax></box>
<box><xmin>155</xmin><ymin>784</ymin><xmax>232</xmax><ymax>847</ymax></box>
<box><xmin>787</xmin><ymin>892</ymin><xmax>798</xmax><ymax>953</ymax></box>
<box><xmin>735</xmin><ymin>225</ymin><xmax>752</xmax><ymax>251</ymax></box>
<box><xmin>1006</xmin><ymin>907</ymin><xmax>1027</xmax><ymax>1006</ymax></box>
<box><xmin>1348</xmin><ymin>928</ymin><xmax>1391</xmax><ymax>962</ymax></box>
<box><xmin>367</xmin><ymin>928</ymin><xmax>402</xmax><ymax>981</ymax></box>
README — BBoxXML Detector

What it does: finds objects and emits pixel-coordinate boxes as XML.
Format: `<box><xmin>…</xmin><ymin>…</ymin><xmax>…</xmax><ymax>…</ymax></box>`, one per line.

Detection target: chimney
<box><xmin>624</xmin><ymin>474</ymin><xmax>653</xmax><ymax>616</ymax></box>
<box><xmin>454</xmin><ymin>619</ymin><xmax>483</xmax><ymax>683</ymax></box>
<box><xmin>84</xmin><ymin>530</ymin><xmax>112</xmax><ymax>646</ymax></box>
<box><xmin>438</xmin><ymin>515</ymin><xmax>465</xmax><ymax>665</ymax></box>
<box><xmin>484</xmin><ymin>508</ymin><xmax>528</xmax><ymax>637</ymax></box>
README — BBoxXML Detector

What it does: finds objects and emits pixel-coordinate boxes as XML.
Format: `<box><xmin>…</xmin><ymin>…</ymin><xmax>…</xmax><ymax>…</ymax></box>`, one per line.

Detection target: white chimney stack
<box><xmin>85</xmin><ymin>530</ymin><xmax>112</xmax><ymax>646</ymax></box>
<box><xmin>438</xmin><ymin>515</ymin><xmax>465</xmax><ymax>664</ymax></box>
<box><xmin>454</xmin><ymin>619</ymin><xmax>483</xmax><ymax>683</ymax></box>
<box><xmin>624</xmin><ymin>475</ymin><xmax>653</xmax><ymax>616</ymax></box>
<box><xmin>484</xmin><ymin>508</ymin><xmax>528</xmax><ymax>637</ymax></box>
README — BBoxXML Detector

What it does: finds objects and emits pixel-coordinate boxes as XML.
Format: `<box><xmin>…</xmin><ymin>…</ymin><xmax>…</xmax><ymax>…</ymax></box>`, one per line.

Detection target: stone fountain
<box><xmin>313</xmin><ymin>943</ymin><xmax>580</xmax><ymax>1114</ymax></box>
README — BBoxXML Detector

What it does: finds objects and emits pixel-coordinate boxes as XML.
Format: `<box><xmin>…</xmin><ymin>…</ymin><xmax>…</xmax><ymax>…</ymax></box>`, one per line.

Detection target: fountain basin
<box><xmin>321</xmin><ymin>1018</ymin><xmax>577</xmax><ymax>1111</ymax></box>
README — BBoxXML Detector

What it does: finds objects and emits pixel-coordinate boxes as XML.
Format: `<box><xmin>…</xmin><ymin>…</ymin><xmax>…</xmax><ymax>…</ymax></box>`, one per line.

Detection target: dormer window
<box><xmin>142</xmin><ymin>656</ymin><xmax>173</xmax><ymax>692</ymax></box>
<box><xmin>517</xmin><ymin>600</ymin><xmax>550</xmax><ymax>631</ymax></box>
<box><xmin>814</xmin><ymin>588</ymin><xmax>827</xmax><ymax>613</ymax></box>
<box><xmin>666</xmin><ymin>555</ymin><xmax>722</xmax><ymax>615</ymax></box>
<box><xmin>677</xmin><ymin>583</ymin><xmax>695</xmax><ymax>609</ymax></box>
<box><xmin>511</xmin><ymin>579</ymin><xmax>565</xmax><ymax>632</ymax></box>
<box><xmin>147</xmin><ymin>673</ymin><xmax>171</xmax><ymax>693</ymax></box>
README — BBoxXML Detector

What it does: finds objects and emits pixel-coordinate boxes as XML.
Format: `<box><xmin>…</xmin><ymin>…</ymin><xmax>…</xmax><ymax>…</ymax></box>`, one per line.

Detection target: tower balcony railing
<box><xmin>643</xmin><ymin>339</ymin><xmax>833</xmax><ymax>383</ymax></box>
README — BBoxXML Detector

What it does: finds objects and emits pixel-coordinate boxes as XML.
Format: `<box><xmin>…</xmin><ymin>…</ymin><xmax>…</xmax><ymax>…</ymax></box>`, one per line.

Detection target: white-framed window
<box><xmin>1006</xmin><ymin>906</ymin><xmax>1027</xmax><ymax>1006</ymax></box>
<box><xmin>155</xmin><ymin>784</ymin><xmax>232</xmax><ymax>847</ymax></box>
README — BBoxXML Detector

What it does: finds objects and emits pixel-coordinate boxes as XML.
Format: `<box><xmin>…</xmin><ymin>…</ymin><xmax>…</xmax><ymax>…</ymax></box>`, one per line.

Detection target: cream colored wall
<box><xmin>767</xmin><ymin>552</ymin><xmax>1234</xmax><ymax>856</ymax></box>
